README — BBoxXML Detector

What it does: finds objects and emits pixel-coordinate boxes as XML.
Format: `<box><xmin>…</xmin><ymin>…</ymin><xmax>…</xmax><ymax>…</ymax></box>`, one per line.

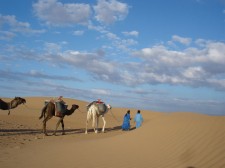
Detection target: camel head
<box><xmin>107</xmin><ymin>104</ymin><xmax>112</xmax><ymax>109</ymax></box>
<box><xmin>14</xmin><ymin>97</ymin><xmax>26</xmax><ymax>105</ymax></box>
<box><xmin>65</xmin><ymin>104</ymin><xmax>79</xmax><ymax>116</ymax></box>
<box><xmin>72</xmin><ymin>104</ymin><xmax>79</xmax><ymax>110</ymax></box>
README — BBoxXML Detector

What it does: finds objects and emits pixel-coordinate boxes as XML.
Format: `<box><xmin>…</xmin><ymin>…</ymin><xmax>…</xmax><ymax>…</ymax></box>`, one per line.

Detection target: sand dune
<box><xmin>0</xmin><ymin>97</ymin><xmax>225</xmax><ymax>168</ymax></box>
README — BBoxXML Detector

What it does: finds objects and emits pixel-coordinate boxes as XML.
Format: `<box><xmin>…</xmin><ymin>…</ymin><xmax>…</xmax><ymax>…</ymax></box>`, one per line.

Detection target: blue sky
<box><xmin>0</xmin><ymin>0</ymin><xmax>225</xmax><ymax>115</ymax></box>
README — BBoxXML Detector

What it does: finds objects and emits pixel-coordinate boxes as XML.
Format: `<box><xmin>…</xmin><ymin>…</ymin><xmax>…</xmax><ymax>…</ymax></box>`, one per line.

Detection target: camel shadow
<box><xmin>0</xmin><ymin>125</ymin><xmax>126</xmax><ymax>137</ymax></box>
<box><xmin>64</xmin><ymin>126</ymin><xmax>122</xmax><ymax>135</ymax></box>
<box><xmin>61</xmin><ymin>125</ymin><xmax>123</xmax><ymax>135</ymax></box>
<box><xmin>56</xmin><ymin>128</ymin><xmax>85</xmax><ymax>135</ymax></box>
<box><xmin>106</xmin><ymin>126</ymin><xmax>136</xmax><ymax>132</ymax></box>
<box><xmin>105</xmin><ymin>125</ymin><xmax>122</xmax><ymax>132</ymax></box>
<box><xmin>0</xmin><ymin>128</ymin><xmax>42</xmax><ymax>136</ymax></box>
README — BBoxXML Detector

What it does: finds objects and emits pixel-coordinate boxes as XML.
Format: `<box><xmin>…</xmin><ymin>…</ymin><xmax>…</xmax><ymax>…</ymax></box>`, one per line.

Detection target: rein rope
<box><xmin>109</xmin><ymin>109</ymin><xmax>121</xmax><ymax>123</ymax></box>
<box><xmin>23</xmin><ymin>104</ymin><xmax>40</xmax><ymax>111</ymax></box>
<box><xmin>78</xmin><ymin>108</ymin><xmax>85</xmax><ymax>113</ymax></box>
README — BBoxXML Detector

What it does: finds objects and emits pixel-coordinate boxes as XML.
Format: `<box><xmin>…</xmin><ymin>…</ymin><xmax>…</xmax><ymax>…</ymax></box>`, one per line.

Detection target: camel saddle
<box><xmin>45</xmin><ymin>100</ymin><xmax>68</xmax><ymax>117</ymax></box>
<box><xmin>87</xmin><ymin>101</ymin><xmax>107</xmax><ymax>115</ymax></box>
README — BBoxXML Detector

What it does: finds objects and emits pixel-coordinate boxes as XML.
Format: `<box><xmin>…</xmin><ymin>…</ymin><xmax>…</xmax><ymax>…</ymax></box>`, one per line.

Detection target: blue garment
<box><xmin>122</xmin><ymin>113</ymin><xmax>131</xmax><ymax>130</ymax></box>
<box><xmin>134</xmin><ymin>113</ymin><xmax>143</xmax><ymax>128</ymax></box>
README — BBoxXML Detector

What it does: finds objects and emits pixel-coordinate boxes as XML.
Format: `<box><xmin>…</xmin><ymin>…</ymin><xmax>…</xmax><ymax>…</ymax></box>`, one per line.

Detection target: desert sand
<box><xmin>0</xmin><ymin>97</ymin><xmax>225</xmax><ymax>168</ymax></box>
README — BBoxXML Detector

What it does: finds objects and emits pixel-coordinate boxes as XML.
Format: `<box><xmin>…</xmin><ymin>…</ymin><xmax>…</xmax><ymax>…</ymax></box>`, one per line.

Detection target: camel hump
<box><xmin>97</xmin><ymin>103</ymin><xmax>107</xmax><ymax>114</ymax></box>
<box><xmin>55</xmin><ymin>101</ymin><xmax>68</xmax><ymax>114</ymax></box>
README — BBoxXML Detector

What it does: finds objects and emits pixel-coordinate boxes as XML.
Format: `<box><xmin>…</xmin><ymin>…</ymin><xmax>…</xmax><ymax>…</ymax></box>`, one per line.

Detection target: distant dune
<box><xmin>0</xmin><ymin>97</ymin><xmax>225</xmax><ymax>168</ymax></box>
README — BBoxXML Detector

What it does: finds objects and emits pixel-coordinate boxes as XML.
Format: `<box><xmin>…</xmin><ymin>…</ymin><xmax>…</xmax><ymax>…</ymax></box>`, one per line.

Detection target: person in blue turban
<box><xmin>134</xmin><ymin>110</ymin><xmax>143</xmax><ymax>128</ymax></box>
<box><xmin>122</xmin><ymin>110</ymin><xmax>131</xmax><ymax>131</ymax></box>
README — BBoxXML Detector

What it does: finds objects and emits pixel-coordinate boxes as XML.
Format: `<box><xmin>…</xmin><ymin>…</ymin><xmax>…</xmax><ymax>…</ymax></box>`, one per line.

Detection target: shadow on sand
<box><xmin>0</xmin><ymin>125</ymin><xmax>127</xmax><ymax>136</ymax></box>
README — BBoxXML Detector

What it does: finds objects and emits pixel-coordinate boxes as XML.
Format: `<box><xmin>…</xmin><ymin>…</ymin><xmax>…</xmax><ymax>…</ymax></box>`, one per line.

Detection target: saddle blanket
<box><xmin>45</xmin><ymin>100</ymin><xmax>68</xmax><ymax>117</ymax></box>
<box><xmin>87</xmin><ymin>101</ymin><xmax>107</xmax><ymax>114</ymax></box>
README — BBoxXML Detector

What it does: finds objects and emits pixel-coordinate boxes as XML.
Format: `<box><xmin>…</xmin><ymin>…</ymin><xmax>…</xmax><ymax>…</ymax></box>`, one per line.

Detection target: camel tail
<box><xmin>39</xmin><ymin>104</ymin><xmax>47</xmax><ymax>119</ymax></box>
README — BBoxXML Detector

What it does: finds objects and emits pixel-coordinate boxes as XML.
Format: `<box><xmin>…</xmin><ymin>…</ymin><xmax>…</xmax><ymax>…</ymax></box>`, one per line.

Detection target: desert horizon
<box><xmin>0</xmin><ymin>96</ymin><xmax>225</xmax><ymax>168</ymax></box>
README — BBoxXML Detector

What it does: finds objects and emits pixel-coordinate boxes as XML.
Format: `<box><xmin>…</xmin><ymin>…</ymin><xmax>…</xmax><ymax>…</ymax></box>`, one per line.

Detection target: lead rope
<box><xmin>109</xmin><ymin>109</ymin><xmax>121</xmax><ymax>123</ymax></box>
<box><xmin>78</xmin><ymin>108</ymin><xmax>85</xmax><ymax>113</ymax></box>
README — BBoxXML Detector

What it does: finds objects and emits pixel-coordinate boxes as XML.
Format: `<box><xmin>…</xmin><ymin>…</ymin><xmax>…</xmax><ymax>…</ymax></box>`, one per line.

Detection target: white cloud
<box><xmin>132</xmin><ymin>39</ymin><xmax>225</xmax><ymax>89</ymax></box>
<box><xmin>93</xmin><ymin>0</ymin><xmax>129</xmax><ymax>24</ymax></box>
<box><xmin>182</xmin><ymin>67</ymin><xmax>206</xmax><ymax>79</ymax></box>
<box><xmin>122</xmin><ymin>31</ymin><xmax>139</xmax><ymax>37</ymax></box>
<box><xmin>33</xmin><ymin>0</ymin><xmax>91</xmax><ymax>26</ymax></box>
<box><xmin>105</xmin><ymin>32</ymin><xmax>119</xmax><ymax>40</ymax></box>
<box><xmin>206</xmin><ymin>42</ymin><xmax>225</xmax><ymax>64</ymax></box>
<box><xmin>0</xmin><ymin>14</ymin><xmax>45</xmax><ymax>37</ymax></box>
<box><xmin>44</xmin><ymin>42</ymin><xmax>61</xmax><ymax>54</ymax></box>
<box><xmin>172</xmin><ymin>35</ymin><xmax>192</xmax><ymax>45</ymax></box>
<box><xmin>0</xmin><ymin>31</ymin><xmax>16</xmax><ymax>40</ymax></box>
<box><xmin>73</xmin><ymin>30</ymin><xmax>84</xmax><ymax>36</ymax></box>
<box><xmin>90</xmin><ymin>88</ymin><xmax>111</xmax><ymax>96</ymax></box>
<box><xmin>2</xmin><ymin>35</ymin><xmax>225</xmax><ymax>91</ymax></box>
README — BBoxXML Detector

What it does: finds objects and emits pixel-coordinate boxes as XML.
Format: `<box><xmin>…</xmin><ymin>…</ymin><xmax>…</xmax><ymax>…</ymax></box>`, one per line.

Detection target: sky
<box><xmin>0</xmin><ymin>0</ymin><xmax>225</xmax><ymax>115</ymax></box>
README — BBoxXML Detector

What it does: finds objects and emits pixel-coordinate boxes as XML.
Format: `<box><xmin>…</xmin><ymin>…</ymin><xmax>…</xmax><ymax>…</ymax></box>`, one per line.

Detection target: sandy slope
<box><xmin>0</xmin><ymin>97</ymin><xmax>225</xmax><ymax>168</ymax></box>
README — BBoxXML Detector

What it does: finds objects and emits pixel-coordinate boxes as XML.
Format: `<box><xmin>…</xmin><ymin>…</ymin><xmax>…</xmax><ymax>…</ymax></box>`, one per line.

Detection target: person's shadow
<box><xmin>130</xmin><ymin>127</ymin><xmax>136</xmax><ymax>130</ymax></box>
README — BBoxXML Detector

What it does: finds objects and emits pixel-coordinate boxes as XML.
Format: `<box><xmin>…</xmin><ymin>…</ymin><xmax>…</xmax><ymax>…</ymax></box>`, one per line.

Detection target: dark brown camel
<box><xmin>0</xmin><ymin>97</ymin><xmax>26</xmax><ymax>115</ymax></box>
<box><xmin>39</xmin><ymin>102</ymin><xmax>79</xmax><ymax>136</ymax></box>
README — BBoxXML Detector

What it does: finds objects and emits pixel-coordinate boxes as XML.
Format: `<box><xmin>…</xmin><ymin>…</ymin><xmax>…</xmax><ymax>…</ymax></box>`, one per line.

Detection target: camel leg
<box><xmin>42</xmin><ymin>116</ymin><xmax>52</xmax><ymax>136</ymax></box>
<box><xmin>8</xmin><ymin>110</ymin><xmax>10</xmax><ymax>115</ymax></box>
<box><xmin>53</xmin><ymin>117</ymin><xmax>64</xmax><ymax>135</ymax></box>
<box><xmin>85</xmin><ymin>113</ymin><xmax>91</xmax><ymax>134</ymax></box>
<box><xmin>93</xmin><ymin>115</ymin><xmax>98</xmax><ymax>133</ymax></box>
<box><xmin>85</xmin><ymin>119</ymin><xmax>89</xmax><ymax>134</ymax></box>
<box><xmin>95</xmin><ymin>116</ymin><xmax>99</xmax><ymax>133</ymax></box>
<box><xmin>102</xmin><ymin>116</ymin><xmax>106</xmax><ymax>133</ymax></box>
<box><xmin>61</xmin><ymin>119</ymin><xmax>65</xmax><ymax>135</ymax></box>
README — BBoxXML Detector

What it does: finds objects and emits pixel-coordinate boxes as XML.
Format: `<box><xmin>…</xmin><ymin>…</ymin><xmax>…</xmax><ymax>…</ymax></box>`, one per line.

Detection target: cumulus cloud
<box><xmin>171</xmin><ymin>35</ymin><xmax>192</xmax><ymax>45</ymax></box>
<box><xmin>0</xmin><ymin>69</ymin><xmax>81</xmax><ymax>82</ymax></box>
<box><xmin>73</xmin><ymin>30</ymin><xmax>84</xmax><ymax>36</ymax></box>
<box><xmin>93</xmin><ymin>0</ymin><xmax>129</xmax><ymax>24</ymax></box>
<box><xmin>132</xmin><ymin>39</ymin><xmax>225</xmax><ymax>90</ymax></box>
<box><xmin>36</xmin><ymin>38</ymin><xmax>225</xmax><ymax>91</ymax></box>
<box><xmin>0</xmin><ymin>31</ymin><xmax>16</xmax><ymax>40</ymax></box>
<box><xmin>57</xmin><ymin>50</ymin><xmax>119</xmax><ymax>82</ymax></box>
<box><xmin>0</xmin><ymin>14</ymin><xmax>45</xmax><ymax>39</ymax></box>
<box><xmin>44</xmin><ymin>42</ymin><xmax>61</xmax><ymax>54</ymax></box>
<box><xmin>33</xmin><ymin>0</ymin><xmax>91</xmax><ymax>26</ymax></box>
<box><xmin>1</xmin><ymin>34</ymin><xmax>225</xmax><ymax>91</ymax></box>
<box><xmin>122</xmin><ymin>31</ymin><xmax>139</xmax><ymax>37</ymax></box>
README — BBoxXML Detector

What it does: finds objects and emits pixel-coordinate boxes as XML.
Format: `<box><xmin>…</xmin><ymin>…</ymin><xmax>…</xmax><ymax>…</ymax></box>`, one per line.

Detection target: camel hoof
<box><xmin>95</xmin><ymin>130</ymin><xmax>98</xmax><ymax>134</ymax></box>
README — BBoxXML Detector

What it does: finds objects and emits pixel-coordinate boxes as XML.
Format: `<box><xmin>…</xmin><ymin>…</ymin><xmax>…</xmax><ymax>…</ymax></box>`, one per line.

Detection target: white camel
<box><xmin>85</xmin><ymin>103</ymin><xmax>111</xmax><ymax>134</ymax></box>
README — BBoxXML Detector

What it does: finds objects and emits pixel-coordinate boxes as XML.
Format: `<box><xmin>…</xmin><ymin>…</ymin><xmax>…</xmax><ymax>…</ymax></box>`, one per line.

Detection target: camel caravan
<box><xmin>39</xmin><ymin>97</ymin><xmax>111</xmax><ymax>135</ymax></box>
<box><xmin>0</xmin><ymin>96</ymin><xmax>112</xmax><ymax>136</ymax></box>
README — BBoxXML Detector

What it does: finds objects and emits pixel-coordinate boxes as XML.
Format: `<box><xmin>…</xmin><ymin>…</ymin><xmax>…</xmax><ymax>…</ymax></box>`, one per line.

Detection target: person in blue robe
<box><xmin>122</xmin><ymin>110</ymin><xmax>131</xmax><ymax>131</ymax></box>
<box><xmin>134</xmin><ymin>110</ymin><xmax>143</xmax><ymax>128</ymax></box>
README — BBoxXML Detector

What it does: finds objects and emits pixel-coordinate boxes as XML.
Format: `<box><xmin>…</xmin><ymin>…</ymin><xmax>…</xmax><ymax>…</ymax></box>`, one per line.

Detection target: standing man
<box><xmin>134</xmin><ymin>110</ymin><xmax>143</xmax><ymax>128</ymax></box>
<box><xmin>122</xmin><ymin>110</ymin><xmax>132</xmax><ymax>131</ymax></box>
